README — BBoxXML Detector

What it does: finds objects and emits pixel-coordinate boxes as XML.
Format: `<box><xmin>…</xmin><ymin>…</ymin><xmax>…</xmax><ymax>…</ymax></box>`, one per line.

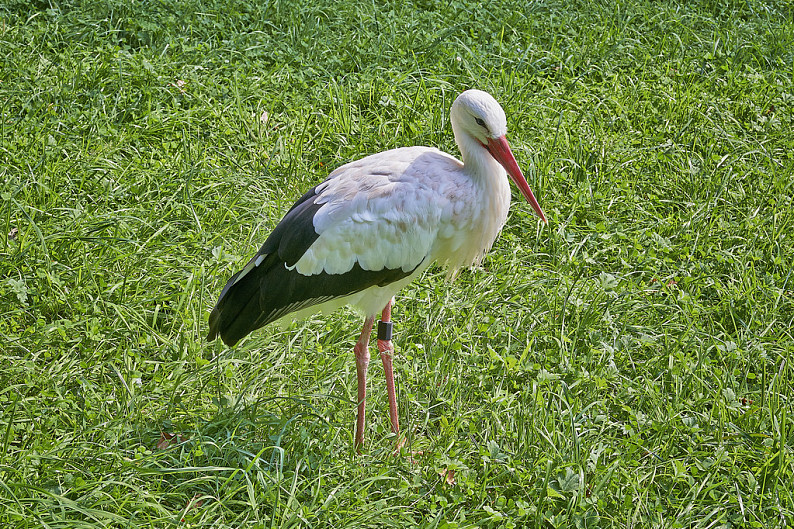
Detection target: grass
<box><xmin>1</xmin><ymin>0</ymin><xmax>793</xmax><ymax>526</ymax></box>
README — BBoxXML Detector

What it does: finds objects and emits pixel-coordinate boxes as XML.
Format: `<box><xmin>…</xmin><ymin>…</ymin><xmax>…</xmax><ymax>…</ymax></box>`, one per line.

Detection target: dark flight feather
<box><xmin>207</xmin><ymin>183</ymin><xmax>419</xmax><ymax>347</ymax></box>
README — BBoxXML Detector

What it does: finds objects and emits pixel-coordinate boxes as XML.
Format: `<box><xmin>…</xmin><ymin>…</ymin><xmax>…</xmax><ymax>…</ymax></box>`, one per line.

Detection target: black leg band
<box><xmin>377</xmin><ymin>320</ymin><xmax>393</xmax><ymax>341</ymax></box>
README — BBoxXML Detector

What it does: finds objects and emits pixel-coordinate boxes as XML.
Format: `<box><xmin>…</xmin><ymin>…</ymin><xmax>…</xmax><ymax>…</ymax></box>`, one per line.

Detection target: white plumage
<box><xmin>208</xmin><ymin>89</ymin><xmax>547</xmax><ymax>451</ymax></box>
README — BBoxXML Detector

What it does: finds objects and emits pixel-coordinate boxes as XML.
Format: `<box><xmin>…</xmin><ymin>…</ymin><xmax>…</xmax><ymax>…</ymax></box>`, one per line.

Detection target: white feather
<box><xmin>290</xmin><ymin>140</ymin><xmax>511</xmax><ymax>283</ymax></box>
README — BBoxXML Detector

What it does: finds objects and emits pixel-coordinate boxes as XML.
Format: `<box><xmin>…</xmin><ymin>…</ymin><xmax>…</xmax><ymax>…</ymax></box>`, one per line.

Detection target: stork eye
<box><xmin>475</xmin><ymin>117</ymin><xmax>487</xmax><ymax>128</ymax></box>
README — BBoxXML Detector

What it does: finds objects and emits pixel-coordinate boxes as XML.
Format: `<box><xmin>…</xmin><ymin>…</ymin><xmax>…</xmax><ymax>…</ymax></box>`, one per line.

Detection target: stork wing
<box><xmin>207</xmin><ymin>148</ymin><xmax>459</xmax><ymax>346</ymax></box>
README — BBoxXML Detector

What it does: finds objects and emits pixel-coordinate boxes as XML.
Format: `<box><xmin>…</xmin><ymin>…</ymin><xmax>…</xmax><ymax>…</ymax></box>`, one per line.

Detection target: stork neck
<box><xmin>453</xmin><ymin>127</ymin><xmax>505</xmax><ymax>185</ymax></box>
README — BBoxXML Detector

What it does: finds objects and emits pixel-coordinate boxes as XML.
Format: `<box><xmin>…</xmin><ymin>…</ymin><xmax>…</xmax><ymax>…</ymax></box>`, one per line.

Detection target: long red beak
<box><xmin>485</xmin><ymin>136</ymin><xmax>547</xmax><ymax>224</ymax></box>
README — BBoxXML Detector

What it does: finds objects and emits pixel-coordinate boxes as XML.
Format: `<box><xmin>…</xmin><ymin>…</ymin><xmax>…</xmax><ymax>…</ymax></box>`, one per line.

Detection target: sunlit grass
<box><xmin>1</xmin><ymin>0</ymin><xmax>793</xmax><ymax>527</ymax></box>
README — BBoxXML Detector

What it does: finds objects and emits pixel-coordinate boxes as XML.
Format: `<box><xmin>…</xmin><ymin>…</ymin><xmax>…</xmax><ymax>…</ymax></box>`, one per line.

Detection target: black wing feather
<box><xmin>207</xmin><ymin>183</ymin><xmax>418</xmax><ymax>347</ymax></box>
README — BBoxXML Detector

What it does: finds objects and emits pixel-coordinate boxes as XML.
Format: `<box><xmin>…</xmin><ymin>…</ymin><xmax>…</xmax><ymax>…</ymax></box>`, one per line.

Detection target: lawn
<box><xmin>1</xmin><ymin>0</ymin><xmax>793</xmax><ymax>527</ymax></box>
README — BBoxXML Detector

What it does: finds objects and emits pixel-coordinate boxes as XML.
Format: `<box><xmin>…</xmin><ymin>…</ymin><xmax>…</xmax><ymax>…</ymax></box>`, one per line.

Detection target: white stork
<box><xmin>207</xmin><ymin>89</ymin><xmax>547</xmax><ymax>451</ymax></box>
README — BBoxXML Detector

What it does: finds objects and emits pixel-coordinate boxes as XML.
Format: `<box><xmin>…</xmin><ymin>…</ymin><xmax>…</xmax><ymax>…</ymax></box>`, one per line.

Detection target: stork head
<box><xmin>451</xmin><ymin>89</ymin><xmax>547</xmax><ymax>224</ymax></box>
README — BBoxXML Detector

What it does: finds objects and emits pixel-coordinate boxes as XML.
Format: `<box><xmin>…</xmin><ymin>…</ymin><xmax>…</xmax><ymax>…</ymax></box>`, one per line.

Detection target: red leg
<box><xmin>354</xmin><ymin>316</ymin><xmax>375</xmax><ymax>452</ymax></box>
<box><xmin>378</xmin><ymin>299</ymin><xmax>401</xmax><ymax>446</ymax></box>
